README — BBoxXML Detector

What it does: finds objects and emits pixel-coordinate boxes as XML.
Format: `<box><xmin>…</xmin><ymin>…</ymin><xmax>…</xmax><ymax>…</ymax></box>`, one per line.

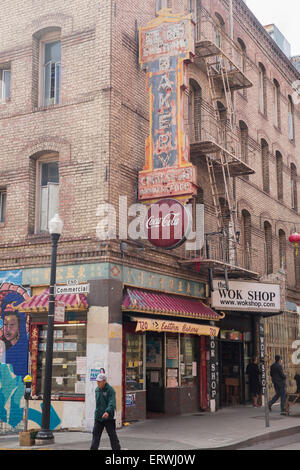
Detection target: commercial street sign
<box><xmin>54</xmin><ymin>283</ymin><xmax>90</xmax><ymax>295</ymax></box>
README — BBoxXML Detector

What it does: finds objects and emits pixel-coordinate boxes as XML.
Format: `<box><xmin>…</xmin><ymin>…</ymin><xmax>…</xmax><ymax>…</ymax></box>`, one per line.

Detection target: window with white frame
<box><xmin>43</xmin><ymin>40</ymin><xmax>61</xmax><ymax>106</ymax></box>
<box><xmin>39</xmin><ymin>160</ymin><xmax>59</xmax><ymax>232</ymax></box>
<box><xmin>0</xmin><ymin>68</ymin><xmax>11</xmax><ymax>102</ymax></box>
<box><xmin>0</xmin><ymin>190</ymin><xmax>6</xmax><ymax>223</ymax></box>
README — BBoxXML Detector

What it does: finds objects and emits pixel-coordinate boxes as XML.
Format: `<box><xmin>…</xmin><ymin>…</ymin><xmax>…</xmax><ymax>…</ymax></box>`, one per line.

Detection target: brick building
<box><xmin>0</xmin><ymin>0</ymin><xmax>299</xmax><ymax>433</ymax></box>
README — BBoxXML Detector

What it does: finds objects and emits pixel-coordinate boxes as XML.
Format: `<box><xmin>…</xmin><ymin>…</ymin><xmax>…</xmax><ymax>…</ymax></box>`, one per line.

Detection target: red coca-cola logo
<box><xmin>146</xmin><ymin>198</ymin><xmax>190</xmax><ymax>250</ymax></box>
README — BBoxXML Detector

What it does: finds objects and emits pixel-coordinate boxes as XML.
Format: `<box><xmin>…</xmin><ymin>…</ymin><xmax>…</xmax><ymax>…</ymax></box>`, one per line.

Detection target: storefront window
<box><xmin>36</xmin><ymin>323</ymin><xmax>87</xmax><ymax>397</ymax></box>
<box><xmin>166</xmin><ymin>334</ymin><xmax>179</xmax><ymax>388</ymax></box>
<box><xmin>126</xmin><ymin>333</ymin><xmax>145</xmax><ymax>391</ymax></box>
<box><xmin>180</xmin><ymin>335</ymin><xmax>197</xmax><ymax>386</ymax></box>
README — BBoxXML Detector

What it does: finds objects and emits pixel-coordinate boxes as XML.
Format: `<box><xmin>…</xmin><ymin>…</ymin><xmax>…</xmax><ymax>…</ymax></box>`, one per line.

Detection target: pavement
<box><xmin>1</xmin><ymin>403</ymin><xmax>300</xmax><ymax>451</ymax></box>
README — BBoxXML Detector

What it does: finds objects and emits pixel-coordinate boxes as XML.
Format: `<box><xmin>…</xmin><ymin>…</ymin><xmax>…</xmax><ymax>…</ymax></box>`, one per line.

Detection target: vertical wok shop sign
<box><xmin>138</xmin><ymin>10</ymin><xmax>197</xmax><ymax>202</ymax></box>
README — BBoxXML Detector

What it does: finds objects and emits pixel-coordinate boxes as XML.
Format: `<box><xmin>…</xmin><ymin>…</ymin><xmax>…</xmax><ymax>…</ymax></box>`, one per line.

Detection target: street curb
<box><xmin>201</xmin><ymin>425</ymin><xmax>300</xmax><ymax>450</ymax></box>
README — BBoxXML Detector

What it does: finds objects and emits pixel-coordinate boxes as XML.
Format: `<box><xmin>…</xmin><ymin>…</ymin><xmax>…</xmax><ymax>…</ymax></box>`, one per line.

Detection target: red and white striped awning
<box><xmin>16</xmin><ymin>288</ymin><xmax>88</xmax><ymax>312</ymax></box>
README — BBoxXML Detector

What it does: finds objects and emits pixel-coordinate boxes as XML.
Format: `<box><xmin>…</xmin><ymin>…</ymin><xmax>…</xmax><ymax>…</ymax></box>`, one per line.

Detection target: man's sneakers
<box><xmin>268</xmin><ymin>403</ymin><xmax>272</xmax><ymax>412</ymax></box>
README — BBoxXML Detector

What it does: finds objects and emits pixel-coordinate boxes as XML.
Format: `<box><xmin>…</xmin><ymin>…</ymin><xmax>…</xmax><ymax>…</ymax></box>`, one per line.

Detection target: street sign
<box><xmin>54</xmin><ymin>283</ymin><xmax>90</xmax><ymax>295</ymax></box>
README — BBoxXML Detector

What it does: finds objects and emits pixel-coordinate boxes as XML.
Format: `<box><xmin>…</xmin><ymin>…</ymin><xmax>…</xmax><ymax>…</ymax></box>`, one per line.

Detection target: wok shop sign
<box><xmin>211</xmin><ymin>280</ymin><xmax>281</xmax><ymax>313</ymax></box>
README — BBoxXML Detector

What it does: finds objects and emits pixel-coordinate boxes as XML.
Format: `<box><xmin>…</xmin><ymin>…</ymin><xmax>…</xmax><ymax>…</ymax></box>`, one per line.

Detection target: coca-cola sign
<box><xmin>146</xmin><ymin>198</ymin><xmax>191</xmax><ymax>250</ymax></box>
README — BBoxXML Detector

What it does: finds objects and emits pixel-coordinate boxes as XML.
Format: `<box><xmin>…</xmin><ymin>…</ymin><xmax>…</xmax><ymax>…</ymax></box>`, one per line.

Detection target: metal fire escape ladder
<box><xmin>205</xmin><ymin>56</ymin><xmax>237</xmax><ymax>246</ymax></box>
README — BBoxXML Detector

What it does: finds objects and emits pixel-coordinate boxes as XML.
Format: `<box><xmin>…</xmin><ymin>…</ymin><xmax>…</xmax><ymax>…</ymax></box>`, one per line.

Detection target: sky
<box><xmin>245</xmin><ymin>0</ymin><xmax>300</xmax><ymax>56</ymax></box>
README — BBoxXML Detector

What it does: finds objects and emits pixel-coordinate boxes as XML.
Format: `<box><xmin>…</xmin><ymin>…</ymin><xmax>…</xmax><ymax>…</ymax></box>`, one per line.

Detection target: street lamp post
<box><xmin>35</xmin><ymin>214</ymin><xmax>63</xmax><ymax>445</ymax></box>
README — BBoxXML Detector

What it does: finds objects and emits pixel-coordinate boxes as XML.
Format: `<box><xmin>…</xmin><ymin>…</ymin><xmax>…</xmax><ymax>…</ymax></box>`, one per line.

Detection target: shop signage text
<box><xmin>54</xmin><ymin>283</ymin><xmax>90</xmax><ymax>295</ymax></box>
<box><xmin>211</xmin><ymin>280</ymin><xmax>281</xmax><ymax>312</ymax></box>
<box><xmin>134</xmin><ymin>317</ymin><xmax>219</xmax><ymax>337</ymax></box>
<box><xmin>146</xmin><ymin>198</ymin><xmax>191</xmax><ymax>249</ymax></box>
<box><xmin>138</xmin><ymin>10</ymin><xmax>197</xmax><ymax>201</ymax></box>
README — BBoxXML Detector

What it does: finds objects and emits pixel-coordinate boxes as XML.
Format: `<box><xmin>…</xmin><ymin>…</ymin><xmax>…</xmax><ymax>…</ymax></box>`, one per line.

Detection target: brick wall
<box><xmin>0</xmin><ymin>0</ymin><xmax>300</xmax><ymax>303</ymax></box>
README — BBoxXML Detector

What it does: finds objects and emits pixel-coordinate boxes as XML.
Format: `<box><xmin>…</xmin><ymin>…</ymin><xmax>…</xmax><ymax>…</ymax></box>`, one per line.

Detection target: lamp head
<box><xmin>49</xmin><ymin>214</ymin><xmax>63</xmax><ymax>235</ymax></box>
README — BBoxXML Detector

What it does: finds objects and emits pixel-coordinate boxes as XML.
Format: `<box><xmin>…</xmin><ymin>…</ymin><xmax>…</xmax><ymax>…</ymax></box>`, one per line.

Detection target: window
<box><xmin>279</xmin><ymin>229</ymin><xmax>286</xmax><ymax>270</ymax></box>
<box><xmin>261</xmin><ymin>139</ymin><xmax>270</xmax><ymax>193</ymax></box>
<box><xmin>35</xmin><ymin>323</ymin><xmax>87</xmax><ymax>397</ymax></box>
<box><xmin>214</xmin><ymin>13</ymin><xmax>225</xmax><ymax>49</ymax></box>
<box><xmin>273</xmin><ymin>80</ymin><xmax>281</xmax><ymax>129</ymax></box>
<box><xmin>156</xmin><ymin>0</ymin><xmax>172</xmax><ymax>13</ymax></box>
<box><xmin>43</xmin><ymin>40</ymin><xmax>61</xmax><ymax>106</ymax></box>
<box><xmin>258</xmin><ymin>63</ymin><xmax>267</xmax><ymax>115</ymax></box>
<box><xmin>126</xmin><ymin>332</ymin><xmax>145</xmax><ymax>391</ymax></box>
<box><xmin>0</xmin><ymin>189</ymin><xmax>6</xmax><ymax>223</ymax></box>
<box><xmin>276</xmin><ymin>151</ymin><xmax>283</xmax><ymax>201</ymax></box>
<box><xmin>291</xmin><ymin>163</ymin><xmax>298</xmax><ymax>211</ymax></box>
<box><xmin>242</xmin><ymin>210</ymin><xmax>251</xmax><ymax>270</ymax></box>
<box><xmin>38</xmin><ymin>160</ymin><xmax>59</xmax><ymax>232</ymax></box>
<box><xmin>239</xmin><ymin>121</ymin><xmax>248</xmax><ymax>164</ymax></box>
<box><xmin>264</xmin><ymin>221</ymin><xmax>273</xmax><ymax>274</ymax></box>
<box><xmin>188</xmin><ymin>79</ymin><xmax>202</xmax><ymax>143</ymax></box>
<box><xmin>180</xmin><ymin>335</ymin><xmax>198</xmax><ymax>387</ymax></box>
<box><xmin>0</xmin><ymin>68</ymin><xmax>11</xmax><ymax>102</ymax></box>
<box><xmin>288</xmin><ymin>95</ymin><xmax>295</xmax><ymax>142</ymax></box>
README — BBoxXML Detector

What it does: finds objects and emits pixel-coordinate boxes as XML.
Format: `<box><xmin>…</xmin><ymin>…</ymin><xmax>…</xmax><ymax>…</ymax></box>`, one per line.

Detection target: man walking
<box><xmin>90</xmin><ymin>373</ymin><xmax>121</xmax><ymax>450</ymax></box>
<box><xmin>268</xmin><ymin>355</ymin><xmax>286</xmax><ymax>415</ymax></box>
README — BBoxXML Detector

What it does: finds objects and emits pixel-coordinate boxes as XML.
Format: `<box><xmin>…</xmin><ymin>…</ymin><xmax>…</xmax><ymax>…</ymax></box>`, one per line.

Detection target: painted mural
<box><xmin>0</xmin><ymin>272</ymin><xmax>63</xmax><ymax>432</ymax></box>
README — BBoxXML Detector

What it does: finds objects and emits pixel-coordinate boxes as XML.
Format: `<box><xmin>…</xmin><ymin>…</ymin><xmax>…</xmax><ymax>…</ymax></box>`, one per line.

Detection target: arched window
<box><xmin>239</xmin><ymin>121</ymin><xmax>248</xmax><ymax>164</ymax></box>
<box><xmin>29</xmin><ymin>152</ymin><xmax>60</xmax><ymax>234</ymax></box>
<box><xmin>188</xmin><ymin>79</ymin><xmax>202</xmax><ymax>143</ymax></box>
<box><xmin>242</xmin><ymin>209</ymin><xmax>251</xmax><ymax>270</ymax></box>
<box><xmin>264</xmin><ymin>221</ymin><xmax>273</xmax><ymax>274</ymax></box>
<box><xmin>273</xmin><ymin>79</ymin><xmax>281</xmax><ymax>129</ymax></box>
<box><xmin>258</xmin><ymin>63</ymin><xmax>267</xmax><ymax>115</ymax></box>
<box><xmin>33</xmin><ymin>27</ymin><xmax>62</xmax><ymax>107</ymax></box>
<box><xmin>276</xmin><ymin>151</ymin><xmax>283</xmax><ymax>201</ymax></box>
<box><xmin>288</xmin><ymin>95</ymin><xmax>295</xmax><ymax>142</ymax></box>
<box><xmin>279</xmin><ymin>229</ymin><xmax>286</xmax><ymax>270</ymax></box>
<box><xmin>291</xmin><ymin>163</ymin><xmax>298</xmax><ymax>211</ymax></box>
<box><xmin>214</xmin><ymin>13</ymin><xmax>225</xmax><ymax>48</ymax></box>
<box><xmin>261</xmin><ymin>139</ymin><xmax>270</xmax><ymax>193</ymax></box>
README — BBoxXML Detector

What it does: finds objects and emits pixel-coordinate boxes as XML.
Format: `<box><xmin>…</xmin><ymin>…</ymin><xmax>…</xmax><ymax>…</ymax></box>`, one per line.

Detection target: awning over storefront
<box><xmin>15</xmin><ymin>288</ymin><xmax>88</xmax><ymax>312</ymax></box>
<box><xmin>122</xmin><ymin>287</ymin><xmax>223</xmax><ymax>321</ymax></box>
<box><xmin>131</xmin><ymin>316</ymin><xmax>220</xmax><ymax>337</ymax></box>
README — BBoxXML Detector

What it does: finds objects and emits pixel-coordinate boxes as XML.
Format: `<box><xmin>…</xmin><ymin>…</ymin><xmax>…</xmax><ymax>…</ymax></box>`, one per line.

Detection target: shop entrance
<box><xmin>219</xmin><ymin>339</ymin><xmax>244</xmax><ymax>407</ymax></box>
<box><xmin>146</xmin><ymin>333</ymin><xmax>165</xmax><ymax>413</ymax></box>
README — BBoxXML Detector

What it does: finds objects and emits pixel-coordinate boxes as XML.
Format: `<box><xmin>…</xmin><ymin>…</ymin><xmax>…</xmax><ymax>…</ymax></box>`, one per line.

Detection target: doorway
<box><xmin>146</xmin><ymin>333</ymin><xmax>164</xmax><ymax>413</ymax></box>
<box><xmin>219</xmin><ymin>340</ymin><xmax>244</xmax><ymax>407</ymax></box>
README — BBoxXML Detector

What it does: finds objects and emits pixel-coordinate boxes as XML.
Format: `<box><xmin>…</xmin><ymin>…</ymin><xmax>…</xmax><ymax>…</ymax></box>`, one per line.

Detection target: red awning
<box><xmin>16</xmin><ymin>288</ymin><xmax>88</xmax><ymax>312</ymax></box>
<box><xmin>122</xmin><ymin>287</ymin><xmax>223</xmax><ymax>321</ymax></box>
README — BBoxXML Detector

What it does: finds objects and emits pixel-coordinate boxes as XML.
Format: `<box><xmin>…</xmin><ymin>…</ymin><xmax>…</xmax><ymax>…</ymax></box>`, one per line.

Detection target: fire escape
<box><xmin>180</xmin><ymin>6</ymin><xmax>259</xmax><ymax>282</ymax></box>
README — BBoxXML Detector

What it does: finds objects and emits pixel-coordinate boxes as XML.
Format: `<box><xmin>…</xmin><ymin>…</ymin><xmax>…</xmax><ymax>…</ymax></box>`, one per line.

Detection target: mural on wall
<box><xmin>0</xmin><ymin>273</ymin><xmax>62</xmax><ymax>431</ymax></box>
<box><xmin>0</xmin><ymin>282</ymin><xmax>30</xmax><ymax>377</ymax></box>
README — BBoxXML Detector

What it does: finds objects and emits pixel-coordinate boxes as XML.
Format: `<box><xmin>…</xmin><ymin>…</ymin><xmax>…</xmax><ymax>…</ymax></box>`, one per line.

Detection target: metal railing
<box><xmin>187</xmin><ymin>100</ymin><xmax>255</xmax><ymax>166</ymax></box>
<box><xmin>194</xmin><ymin>6</ymin><xmax>253</xmax><ymax>77</ymax></box>
<box><xmin>182</xmin><ymin>231</ymin><xmax>260</xmax><ymax>274</ymax></box>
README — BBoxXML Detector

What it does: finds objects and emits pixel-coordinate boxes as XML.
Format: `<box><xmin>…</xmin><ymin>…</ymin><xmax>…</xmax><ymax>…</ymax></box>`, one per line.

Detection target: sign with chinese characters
<box><xmin>134</xmin><ymin>317</ymin><xmax>220</xmax><ymax>337</ymax></box>
<box><xmin>138</xmin><ymin>9</ymin><xmax>197</xmax><ymax>201</ymax></box>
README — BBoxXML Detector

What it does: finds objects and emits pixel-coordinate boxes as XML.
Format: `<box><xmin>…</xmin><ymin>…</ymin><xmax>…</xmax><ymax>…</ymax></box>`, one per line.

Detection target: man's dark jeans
<box><xmin>269</xmin><ymin>383</ymin><xmax>286</xmax><ymax>412</ymax></box>
<box><xmin>90</xmin><ymin>419</ymin><xmax>121</xmax><ymax>450</ymax></box>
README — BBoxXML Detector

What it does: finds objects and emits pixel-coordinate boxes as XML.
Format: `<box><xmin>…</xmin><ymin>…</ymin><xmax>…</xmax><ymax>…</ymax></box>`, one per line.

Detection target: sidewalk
<box><xmin>1</xmin><ymin>404</ymin><xmax>300</xmax><ymax>450</ymax></box>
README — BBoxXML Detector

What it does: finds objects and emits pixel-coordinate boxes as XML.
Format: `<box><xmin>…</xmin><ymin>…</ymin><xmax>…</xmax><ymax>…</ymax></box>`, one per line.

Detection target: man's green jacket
<box><xmin>94</xmin><ymin>383</ymin><xmax>116</xmax><ymax>422</ymax></box>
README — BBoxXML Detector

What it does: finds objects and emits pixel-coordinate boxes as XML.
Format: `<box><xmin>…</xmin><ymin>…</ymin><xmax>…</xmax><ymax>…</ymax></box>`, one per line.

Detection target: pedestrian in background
<box><xmin>246</xmin><ymin>356</ymin><xmax>261</xmax><ymax>407</ymax></box>
<box><xmin>268</xmin><ymin>355</ymin><xmax>286</xmax><ymax>415</ymax></box>
<box><xmin>90</xmin><ymin>373</ymin><xmax>121</xmax><ymax>450</ymax></box>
